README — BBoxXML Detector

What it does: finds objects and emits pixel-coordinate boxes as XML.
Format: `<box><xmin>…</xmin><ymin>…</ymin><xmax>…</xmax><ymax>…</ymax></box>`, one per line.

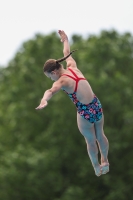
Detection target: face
<box><xmin>44</xmin><ymin>70</ymin><xmax>59</xmax><ymax>81</ymax></box>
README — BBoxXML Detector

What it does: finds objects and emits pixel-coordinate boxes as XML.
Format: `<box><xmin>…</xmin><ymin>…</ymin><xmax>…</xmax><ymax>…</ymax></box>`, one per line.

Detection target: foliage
<box><xmin>0</xmin><ymin>30</ymin><xmax>133</xmax><ymax>200</ymax></box>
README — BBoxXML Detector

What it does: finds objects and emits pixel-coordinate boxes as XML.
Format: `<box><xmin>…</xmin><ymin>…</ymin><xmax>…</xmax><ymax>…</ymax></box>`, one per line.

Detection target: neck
<box><xmin>58</xmin><ymin>67</ymin><xmax>66</xmax><ymax>76</ymax></box>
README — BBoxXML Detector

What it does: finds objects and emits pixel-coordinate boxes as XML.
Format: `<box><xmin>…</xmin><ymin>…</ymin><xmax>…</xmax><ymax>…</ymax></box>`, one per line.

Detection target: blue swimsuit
<box><xmin>61</xmin><ymin>68</ymin><xmax>103</xmax><ymax>123</ymax></box>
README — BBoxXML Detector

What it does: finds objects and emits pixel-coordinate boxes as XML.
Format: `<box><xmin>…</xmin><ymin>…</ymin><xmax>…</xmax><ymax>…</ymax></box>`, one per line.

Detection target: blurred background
<box><xmin>0</xmin><ymin>0</ymin><xmax>133</xmax><ymax>199</ymax></box>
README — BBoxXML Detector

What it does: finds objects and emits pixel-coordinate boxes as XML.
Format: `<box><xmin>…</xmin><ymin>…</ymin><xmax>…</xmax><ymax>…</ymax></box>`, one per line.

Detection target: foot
<box><xmin>101</xmin><ymin>162</ymin><xmax>109</xmax><ymax>175</ymax></box>
<box><xmin>94</xmin><ymin>165</ymin><xmax>102</xmax><ymax>177</ymax></box>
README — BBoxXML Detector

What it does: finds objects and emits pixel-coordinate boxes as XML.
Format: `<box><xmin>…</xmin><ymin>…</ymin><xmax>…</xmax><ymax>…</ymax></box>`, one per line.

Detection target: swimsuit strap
<box><xmin>61</xmin><ymin>68</ymin><xmax>86</xmax><ymax>92</ymax></box>
<box><xmin>68</xmin><ymin>68</ymin><xmax>79</xmax><ymax>78</ymax></box>
<box><xmin>61</xmin><ymin>74</ymin><xmax>77</xmax><ymax>81</ymax></box>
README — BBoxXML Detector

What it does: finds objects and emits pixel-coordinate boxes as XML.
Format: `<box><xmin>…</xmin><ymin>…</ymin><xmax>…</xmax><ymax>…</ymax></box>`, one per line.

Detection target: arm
<box><xmin>36</xmin><ymin>80</ymin><xmax>63</xmax><ymax>110</ymax></box>
<box><xmin>58</xmin><ymin>30</ymin><xmax>77</xmax><ymax>69</ymax></box>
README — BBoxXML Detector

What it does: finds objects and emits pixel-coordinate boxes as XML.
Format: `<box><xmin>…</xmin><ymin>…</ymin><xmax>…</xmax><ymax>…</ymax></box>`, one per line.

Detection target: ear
<box><xmin>51</xmin><ymin>70</ymin><xmax>56</xmax><ymax>75</ymax></box>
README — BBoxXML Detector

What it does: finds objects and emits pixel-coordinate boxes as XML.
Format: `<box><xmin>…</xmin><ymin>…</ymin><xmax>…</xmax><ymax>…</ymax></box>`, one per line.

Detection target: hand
<box><xmin>58</xmin><ymin>30</ymin><xmax>68</xmax><ymax>42</ymax></box>
<box><xmin>35</xmin><ymin>99</ymin><xmax>48</xmax><ymax>110</ymax></box>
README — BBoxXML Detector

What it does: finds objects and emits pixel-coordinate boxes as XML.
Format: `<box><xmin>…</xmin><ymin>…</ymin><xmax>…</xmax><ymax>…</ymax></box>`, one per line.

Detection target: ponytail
<box><xmin>56</xmin><ymin>49</ymin><xmax>78</xmax><ymax>63</ymax></box>
<box><xmin>43</xmin><ymin>49</ymin><xmax>78</xmax><ymax>72</ymax></box>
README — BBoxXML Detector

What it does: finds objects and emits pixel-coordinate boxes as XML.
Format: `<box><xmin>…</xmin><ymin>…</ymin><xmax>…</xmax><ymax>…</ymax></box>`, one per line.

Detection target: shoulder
<box><xmin>58</xmin><ymin>75</ymin><xmax>70</xmax><ymax>85</ymax></box>
<box><xmin>56</xmin><ymin>75</ymin><xmax>71</xmax><ymax>91</ymax></box>
<box><xmin>53</xmin><ymin>76</ymin><xmax>68</xmax><ymax>87</ymax></box>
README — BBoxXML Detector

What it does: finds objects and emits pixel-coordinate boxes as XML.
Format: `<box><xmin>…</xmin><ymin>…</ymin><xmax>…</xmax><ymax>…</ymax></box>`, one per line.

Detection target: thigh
<box><xmin>77</xmin><ymin>112</ymin><xmax>96</xmax><ymax>140</ymax></box>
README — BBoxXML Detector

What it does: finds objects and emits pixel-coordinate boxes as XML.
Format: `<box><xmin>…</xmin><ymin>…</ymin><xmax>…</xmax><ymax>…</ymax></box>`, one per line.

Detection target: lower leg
<box><xmin>94</xmin><ymin>116</ymin><xmax>109</xmax><ymax>174</ymax></box>
<box><xmin>85</xmin><ymin>138</ymin><xmax>102</xmax><ymax>176</ymax></box>
<box><xmin>97</xmin><ymin>135</ymin><xmax>109</xmax><ymax>164</ymax></box>
<box><xmin>96</xmin><ymin>135</ymin><xmax>109</xmax><ymax>174</ymax></box>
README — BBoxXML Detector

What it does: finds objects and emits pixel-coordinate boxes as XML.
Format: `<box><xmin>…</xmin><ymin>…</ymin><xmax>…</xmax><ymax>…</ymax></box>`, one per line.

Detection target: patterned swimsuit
<box><xmin>61</xmin><ymin>68</ymin><xmax>103</xmax><ymax>123</ymax></box>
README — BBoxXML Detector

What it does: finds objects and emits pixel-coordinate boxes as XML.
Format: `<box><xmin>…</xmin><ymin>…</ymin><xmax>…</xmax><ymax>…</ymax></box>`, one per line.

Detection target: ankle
<box><xmin>101</xmin><ymin>158</ymin><xmax>108</xmax><ymax>164</ymax></box>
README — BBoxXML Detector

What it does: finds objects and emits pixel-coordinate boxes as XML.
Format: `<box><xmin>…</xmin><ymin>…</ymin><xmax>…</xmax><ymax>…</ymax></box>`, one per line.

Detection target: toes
<box><xmin>101</xmin><ymin>165</ymin><xmax>109</xmax><ymax>175</ymax></box>
<box><xmin>95</xmin><ymin>166</ymin><xmax>102</xmax><ymax>177</ymax></box>
<box><xmin>96</xmin><ymin>172</ymin><xmax>102</xmax><ymax>177</ymax></box>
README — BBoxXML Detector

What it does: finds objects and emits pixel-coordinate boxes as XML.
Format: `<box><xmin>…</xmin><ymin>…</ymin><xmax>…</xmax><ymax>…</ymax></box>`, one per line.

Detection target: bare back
<box><xmin>60</xmin><ymin>67</ymin><xmax>94</xmax><ymax>104</ymax></box>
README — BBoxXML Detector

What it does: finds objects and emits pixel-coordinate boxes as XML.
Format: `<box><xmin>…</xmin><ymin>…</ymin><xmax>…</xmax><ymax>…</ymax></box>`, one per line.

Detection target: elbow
<box><xmin>48</xmin><ymin>89</ymin><xmax>54</xmax><ymax>96</ymax></box>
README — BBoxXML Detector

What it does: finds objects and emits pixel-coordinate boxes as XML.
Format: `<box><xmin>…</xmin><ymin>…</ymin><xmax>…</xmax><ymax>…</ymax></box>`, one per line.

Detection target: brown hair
<box><xmin>43</xmin><ymin>49</ymin><xmax>77</xmax><ymax>73</ymax></box>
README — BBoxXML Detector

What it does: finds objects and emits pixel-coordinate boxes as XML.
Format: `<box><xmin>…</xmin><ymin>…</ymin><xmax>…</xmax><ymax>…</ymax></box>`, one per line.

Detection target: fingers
<box><xmin>35</xmin><ymin>106</ymin><xmax>44</xmax><ymax>110</ymax></box>
<box><xmin>58</xmin><ymin>30</ymin><xmax>63</xmax><ymax>34</ymax></box>
<box><xmin>35</xmin><ymin>103</ymin><xmax>48</xmax><ymax>110</ymax></box>
<box><xmin>58</xmin><ymin>30</ymin><xmax>68</xmax><ymax>42</ymax></box>
<box><xmin>58</xmin><ymin>30</ymin><xmax>66</xmax><ymax>36</ymax></box>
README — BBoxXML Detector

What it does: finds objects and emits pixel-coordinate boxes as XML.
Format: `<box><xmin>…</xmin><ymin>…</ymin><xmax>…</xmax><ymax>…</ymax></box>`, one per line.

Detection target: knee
<box><xmin>96</xmin><ymin>133</ymin><xmax>109</xmax><ymax>146</ymax></box>
<box><xmin>96</xmin><ymin>133</ymin><xmax>103</xmax><ymax>143</ymax></box>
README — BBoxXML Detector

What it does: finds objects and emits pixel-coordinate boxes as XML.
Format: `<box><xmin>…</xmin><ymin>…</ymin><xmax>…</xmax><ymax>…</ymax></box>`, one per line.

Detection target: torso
<box><xmin>57</xmin><ymin>67</ymin><xmax>103</xmax><ymax>123</ymax></box>
<box><xmin>60</xmin><ymin>67</ymin><xmax>94</xmax><ymax>105</ymax></box>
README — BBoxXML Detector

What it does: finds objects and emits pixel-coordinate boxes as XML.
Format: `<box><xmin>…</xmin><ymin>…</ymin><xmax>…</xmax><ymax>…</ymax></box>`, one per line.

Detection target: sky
<box><xmin>0</xmin><ymin>0</ymin><xmax>133</xmax><ymax>66</ymax></box>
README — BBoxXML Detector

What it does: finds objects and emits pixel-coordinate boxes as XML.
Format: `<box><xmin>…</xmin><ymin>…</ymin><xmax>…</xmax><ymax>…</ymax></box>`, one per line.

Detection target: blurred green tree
<box><xmin>0</xmin><ymin>30</ymin><xmax>133</xmax><ymax>200</ymax></box>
